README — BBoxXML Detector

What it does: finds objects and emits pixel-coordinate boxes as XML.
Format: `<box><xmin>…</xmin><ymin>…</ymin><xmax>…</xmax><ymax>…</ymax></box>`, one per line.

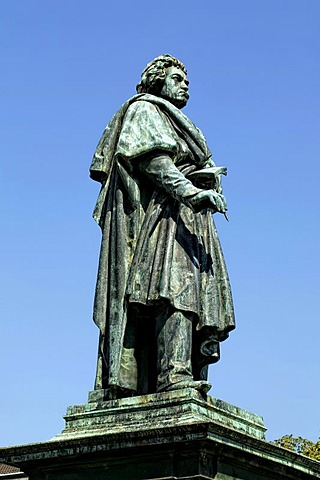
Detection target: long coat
<box><xmin>90</xmin><ymin>93</ymin><xmax>235</xmax><ymax>391</ymax></box>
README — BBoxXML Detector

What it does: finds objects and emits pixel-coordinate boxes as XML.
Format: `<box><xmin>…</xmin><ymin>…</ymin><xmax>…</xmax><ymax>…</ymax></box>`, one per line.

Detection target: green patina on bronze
<box><xmin>2</xmin><ymin>55</ymin><xmax>320</xmax><ymax>480</ymax></box>
<box><xmin>90</xmin><ymin>54</ymin><xmax>235</xmax><ymax>400</ymax></box>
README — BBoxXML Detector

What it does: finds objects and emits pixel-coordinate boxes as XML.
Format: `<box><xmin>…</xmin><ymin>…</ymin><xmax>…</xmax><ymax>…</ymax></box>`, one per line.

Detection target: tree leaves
<box><xmin>273</xmin><ymin>434</ymin><xmax>320</xmax><ymax>461</ymax></box>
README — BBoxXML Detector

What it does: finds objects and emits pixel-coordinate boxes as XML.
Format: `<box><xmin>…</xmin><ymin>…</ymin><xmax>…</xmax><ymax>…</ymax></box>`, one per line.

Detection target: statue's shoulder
<box><xmin>121</xmin><ymin>97</ymin><xmax>166</xmax><ymax>127</ymax></box>
<box><xmin>125</xmin><ymin>97</ymin><xmax>160</xmax><ymax>114</ymax></box>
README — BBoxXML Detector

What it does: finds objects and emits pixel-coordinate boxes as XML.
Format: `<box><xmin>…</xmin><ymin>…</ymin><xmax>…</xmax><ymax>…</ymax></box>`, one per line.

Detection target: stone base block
<box><xmin>0</xmin><ymin>392</ymin><xmax>319</xmax><ymax>480</ymax></box>
<box><xmin>55</xmin><ymin>389</ymin><xmax>266</xmax><ymax>441</ymax></box>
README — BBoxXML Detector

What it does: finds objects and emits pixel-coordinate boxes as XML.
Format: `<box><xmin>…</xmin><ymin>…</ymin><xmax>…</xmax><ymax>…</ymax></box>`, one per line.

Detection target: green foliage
<box><xmin>273</xmin><ymin>434</ymin><xmax>320</xmax><ymax>461</ymax></box>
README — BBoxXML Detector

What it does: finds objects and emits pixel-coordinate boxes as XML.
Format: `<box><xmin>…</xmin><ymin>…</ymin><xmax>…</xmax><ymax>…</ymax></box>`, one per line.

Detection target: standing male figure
<box><xmin>90</xmin><ymin>54</ymin><xmax>235</xmax><ymax>400</ymax></box>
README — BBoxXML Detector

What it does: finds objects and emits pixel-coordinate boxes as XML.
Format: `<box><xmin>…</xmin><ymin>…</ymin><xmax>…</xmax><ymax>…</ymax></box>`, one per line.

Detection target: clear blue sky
<box><xmin>1</xmin><ymin>0</ymin><xmax>319</xmax><ymax>447</ymax></box>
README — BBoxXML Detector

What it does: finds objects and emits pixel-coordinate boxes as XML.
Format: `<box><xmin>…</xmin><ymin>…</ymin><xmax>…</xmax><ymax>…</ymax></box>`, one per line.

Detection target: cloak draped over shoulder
<box><xmin>90</xmin><ymin>93</ymin><xmax>235</xmax><ymax>391</ymax></box>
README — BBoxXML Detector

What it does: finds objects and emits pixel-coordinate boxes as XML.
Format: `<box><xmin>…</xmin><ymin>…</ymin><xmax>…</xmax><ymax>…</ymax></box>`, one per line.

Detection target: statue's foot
<box><xmin>162</xmin><ymin>379</ymin><xmax>212</xmax><ymax>395</ymax></box>
<box><xmin>103</xmin><ymin>386</ymin><xmax>137</xmax><ymax>400</ymax></box>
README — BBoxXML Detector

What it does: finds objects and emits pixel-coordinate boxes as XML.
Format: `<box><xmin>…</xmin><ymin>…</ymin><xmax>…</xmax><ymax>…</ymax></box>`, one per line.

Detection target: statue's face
<box><xmin>160</xmin><ymin>66</ymin><xmax>189</xmax><ymax>109</ymax></box>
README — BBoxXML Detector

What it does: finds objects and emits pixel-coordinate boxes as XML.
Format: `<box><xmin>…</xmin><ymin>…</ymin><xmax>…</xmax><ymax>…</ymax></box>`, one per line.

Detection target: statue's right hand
<box><xmin>190</xmin><ymin>190</ymin><xmax>227</xmax><ymax>214</ymax></box>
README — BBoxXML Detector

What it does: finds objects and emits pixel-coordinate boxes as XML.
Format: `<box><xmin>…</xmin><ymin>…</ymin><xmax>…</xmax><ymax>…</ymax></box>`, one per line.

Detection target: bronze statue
<box><xmin>90</xmin><ymin>54</ymin><xmax>235</xmax><ymax>400</ymax></box>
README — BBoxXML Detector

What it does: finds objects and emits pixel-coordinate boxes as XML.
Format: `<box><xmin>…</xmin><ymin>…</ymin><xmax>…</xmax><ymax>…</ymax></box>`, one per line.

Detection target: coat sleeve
<box><xmin>116</xmin><ymin>100</ymin><xmax>210</xmax><ymax>211</ymax></box>
<box><xmin>138</xmin><ymin>153</ymin><xmax>208</xmax><ymax>211</ymax></box>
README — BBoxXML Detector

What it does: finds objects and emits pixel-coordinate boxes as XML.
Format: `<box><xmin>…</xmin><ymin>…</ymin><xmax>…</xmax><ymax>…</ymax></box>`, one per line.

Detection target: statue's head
<box><xmin>136</xmin><ymin>54</ymin><xmax>189</xmax><ymax>109</ymax></box>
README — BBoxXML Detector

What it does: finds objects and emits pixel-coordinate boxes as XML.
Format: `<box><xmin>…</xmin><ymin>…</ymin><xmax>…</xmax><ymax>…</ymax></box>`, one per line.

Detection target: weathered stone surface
<box><xmin>1</xmin><ymin>421</ymin><xmax>319</xmax><ymax>479</ymax></box>
<box><xmin>0</xmin><ymin>393</ymin><xmax>319</xmax><ymax>479</ymax></box>
<box><xmin>55</xmin><ymin>390</ymin><xmax>266</xmax><ymax>441</ymax></box>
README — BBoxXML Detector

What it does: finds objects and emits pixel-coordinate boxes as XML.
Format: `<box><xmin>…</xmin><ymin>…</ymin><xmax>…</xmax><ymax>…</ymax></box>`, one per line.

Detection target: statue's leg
<box><xmin>156</xmin><ymin>308</ymin><xmax>193</xmax><ymax>391</ymax></box>
<box><xmin>118</xmin><ymin>315</ymin><xmax>138</xmax><ymax>395</ymax></box>
<box><xmin>156</xmin><ymin>308</ymin><xmax>211</xmax><ymax>395</ymax></box>
<box><xmin>118</xmin><ymin>304</ymin><xmax>154</xmax><ymax>396</ymax></box>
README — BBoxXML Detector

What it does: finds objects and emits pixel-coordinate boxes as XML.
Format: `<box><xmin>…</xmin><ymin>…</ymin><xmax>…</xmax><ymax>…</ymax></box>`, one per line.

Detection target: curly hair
<box><xmin>136</xmin><ymin>54</ymin><xmax>187</xmax><ymax>94</ymax></box>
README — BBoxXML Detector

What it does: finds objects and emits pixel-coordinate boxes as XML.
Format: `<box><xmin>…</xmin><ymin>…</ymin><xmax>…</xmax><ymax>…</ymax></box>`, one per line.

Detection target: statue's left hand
<box><xmin>190</xmin><ymin>190</ymin><xmax>227</xmax><ymax>214</ymax></box>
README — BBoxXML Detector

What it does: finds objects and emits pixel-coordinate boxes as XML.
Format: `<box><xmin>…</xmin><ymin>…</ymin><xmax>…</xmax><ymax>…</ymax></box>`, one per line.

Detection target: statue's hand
<box><xmin>189</xmin><ymin>190</ymin><xmax>227</xmax><ymax>214</ymax></box>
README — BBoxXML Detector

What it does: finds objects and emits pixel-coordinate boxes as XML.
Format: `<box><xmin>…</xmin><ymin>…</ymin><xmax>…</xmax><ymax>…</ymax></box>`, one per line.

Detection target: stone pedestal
<box><xmin>0</xmin><ymin>391</ymin><xmax>319</xmax><ymax>479</ymax></box>
<box><xmin>56</xmin><ymin>389</ymin><xmax>266</xmax><ymax>441</ymax></box>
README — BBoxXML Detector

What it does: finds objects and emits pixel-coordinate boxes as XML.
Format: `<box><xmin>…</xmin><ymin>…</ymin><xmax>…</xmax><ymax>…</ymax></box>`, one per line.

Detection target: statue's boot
<box><xmin>156</xmin><ymin>309</ymin><xmax>211</xmax><ymax>395</ymax></box>
<box><xmin>165</xmin><ymin>379</ymin><xmax>212</xmax><ymax>394</ymax></box>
